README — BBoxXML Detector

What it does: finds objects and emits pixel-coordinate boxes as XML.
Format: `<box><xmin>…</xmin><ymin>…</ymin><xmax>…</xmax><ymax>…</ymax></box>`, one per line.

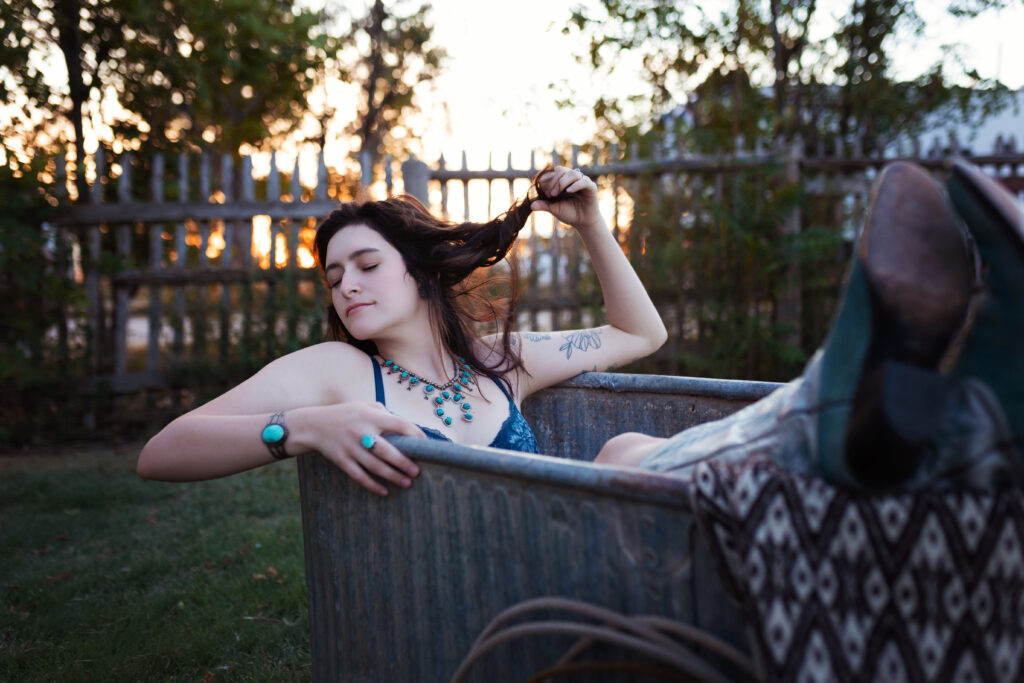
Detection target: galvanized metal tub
<box><xmin>296</xmin><ymin>372</ymin><xmax>782</xmax><ymax>682</ymax></box>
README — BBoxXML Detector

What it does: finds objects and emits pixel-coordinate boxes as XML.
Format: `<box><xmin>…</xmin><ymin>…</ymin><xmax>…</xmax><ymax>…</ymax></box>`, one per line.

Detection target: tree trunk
<box><xmin>54</xmin><ymin>0</ymin><xmax>90</xmax><ymax>203</ymax></box>
<box><xmin>769</xmin><ymin>0</ymin><xmax>786</xmax><ymax>138</ymax></box>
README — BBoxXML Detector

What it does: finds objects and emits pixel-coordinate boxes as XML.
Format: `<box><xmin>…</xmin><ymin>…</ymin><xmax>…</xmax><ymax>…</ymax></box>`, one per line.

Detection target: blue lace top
<box><xmin>371</xmin><ymin>357</ymin><xmax>539</xmax><ymax>454</ymax></box>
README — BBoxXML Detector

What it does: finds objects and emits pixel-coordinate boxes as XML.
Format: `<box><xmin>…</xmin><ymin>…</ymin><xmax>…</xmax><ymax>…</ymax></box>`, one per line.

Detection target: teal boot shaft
<box><xmin>947</xmin><ymin>161</ymin><xmax>1024</xmax><ymax>455</ymax></box>
<box><xmin>815</xmin><ymin>260</ymin><xmax>873</xmax><ymax>487</ymax></box>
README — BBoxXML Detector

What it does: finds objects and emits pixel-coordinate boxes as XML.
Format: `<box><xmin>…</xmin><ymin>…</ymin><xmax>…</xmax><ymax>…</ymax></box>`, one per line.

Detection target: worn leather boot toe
<box><xmin>818</xmin><ymin>161</ymin><xmax>974</xmax><ymax>489</ymax></box>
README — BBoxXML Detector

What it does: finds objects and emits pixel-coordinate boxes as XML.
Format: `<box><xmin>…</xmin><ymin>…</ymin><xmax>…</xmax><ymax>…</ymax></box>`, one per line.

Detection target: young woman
<box><xmin>138</xmin><ymin>165</ymin><xmax>667</xmax><ymax>495</ymax></box>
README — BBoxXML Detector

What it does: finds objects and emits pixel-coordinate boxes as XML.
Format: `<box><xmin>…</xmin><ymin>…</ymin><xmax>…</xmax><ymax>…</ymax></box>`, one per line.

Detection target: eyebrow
<box><xmin>324</xmin><ymin>247</ymin><xmax>381</xmax><ymax>273</ymax></box>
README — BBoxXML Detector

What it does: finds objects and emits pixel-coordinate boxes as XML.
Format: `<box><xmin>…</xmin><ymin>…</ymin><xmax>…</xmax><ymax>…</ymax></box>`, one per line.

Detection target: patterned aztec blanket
<box><xmin>690</xmin><ymin>456</ymin><xmax>1024</xmax><ymax>682</ymax></box>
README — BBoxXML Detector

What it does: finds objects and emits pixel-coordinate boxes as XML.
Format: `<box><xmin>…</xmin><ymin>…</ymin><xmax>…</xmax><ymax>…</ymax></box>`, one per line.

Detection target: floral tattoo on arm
<box><xmin>559</xmin><ymin>329</ymin><xmax>603</xmax><ymax>359</ymax></box>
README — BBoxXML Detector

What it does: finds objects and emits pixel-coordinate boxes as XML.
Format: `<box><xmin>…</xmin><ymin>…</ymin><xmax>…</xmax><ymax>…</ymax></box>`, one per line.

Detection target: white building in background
<box><xmin>915</xmin><ymin>88</ymin><xmax>1023</xmax><ymax>157</ymax></box>
<box><xmin>659</xmin><ymin>87</ymin><xmax>1023</xmax><ymax>159</ymax></box>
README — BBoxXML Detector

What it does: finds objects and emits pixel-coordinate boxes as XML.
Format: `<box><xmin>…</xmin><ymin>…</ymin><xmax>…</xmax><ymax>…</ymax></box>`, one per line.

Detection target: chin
<box><xmin>335</xmin><ymin>315</ymin><xmax>370</xmax><ymax>342</ymax></box>
<box><xmin>342</xmin><ymin>324</ymin><xmax>373</xmax><ymax>341</ymax></box>
<box><xmin>342</xmin><ymin>317</ymin><xmax>388</xmax><ymax>342</ymax></box>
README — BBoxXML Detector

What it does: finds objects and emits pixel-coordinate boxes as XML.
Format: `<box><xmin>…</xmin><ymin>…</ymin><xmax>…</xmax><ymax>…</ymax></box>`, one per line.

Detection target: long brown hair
<box><xmin>312</xmin><ymin>166</ymin><xmax>570</xmax><ymax>390</ymax></box>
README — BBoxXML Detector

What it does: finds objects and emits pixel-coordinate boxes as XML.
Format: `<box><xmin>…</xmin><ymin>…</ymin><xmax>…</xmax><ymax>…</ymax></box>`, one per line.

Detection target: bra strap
<box><xmin>488</xmin><ymin>373</ymin><xmax>514</xmax><ymax>404</ymax></box>
<box><xmin>371</xmin><ymin>356</ymin><xmax>386</xmax><ymax>405</ymax></box>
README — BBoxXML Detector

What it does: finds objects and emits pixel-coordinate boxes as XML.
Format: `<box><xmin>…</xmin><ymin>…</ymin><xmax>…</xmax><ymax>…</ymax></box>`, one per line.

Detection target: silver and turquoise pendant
<box><xmin>383</xmin><ymin>357</ymin><xmax>475</xmax><ymax>428</ymax></box>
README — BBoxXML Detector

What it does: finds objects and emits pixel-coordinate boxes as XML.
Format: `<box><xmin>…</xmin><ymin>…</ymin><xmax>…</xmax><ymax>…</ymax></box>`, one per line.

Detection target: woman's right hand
<box><xmin>293</xmin><ymin>402</ymin><xmax>426</xmax><ymax>496</ymax></box>
<box><xmin>531</xmin><ymin>165</ymin><xmax>602</xmax><ymax>231</ymax></box>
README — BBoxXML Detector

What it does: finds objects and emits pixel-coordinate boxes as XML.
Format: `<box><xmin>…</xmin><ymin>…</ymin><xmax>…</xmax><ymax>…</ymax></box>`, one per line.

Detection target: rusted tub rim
<box><xmin>298</xmin><ymin>372</ymin><xmax>785</xmax><ymax>508</ymax></box>
<box><xmin>404</xmin><ymin>435</ymin><xmax>698</xmax><ymax>507</ymax></box>
<box><xmin>553</xmin><ymin>372</ymin><xmax>784</xmax><ymax>401</ymax></box>
<box><xmin>300</xmin><ymin>435</ymin><xmax>695</xmax><ymax>508</ymax></box>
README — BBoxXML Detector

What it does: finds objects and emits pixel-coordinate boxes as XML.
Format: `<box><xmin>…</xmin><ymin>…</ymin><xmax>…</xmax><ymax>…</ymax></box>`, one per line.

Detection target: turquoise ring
<box><xmin>360</xmin><ymin>433</ymin><xmax>377</xmax><ymax>450</ymax></box>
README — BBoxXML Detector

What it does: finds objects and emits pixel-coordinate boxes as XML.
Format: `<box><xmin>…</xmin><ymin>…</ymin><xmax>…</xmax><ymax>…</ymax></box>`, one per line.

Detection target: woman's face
<box><xmin>323</xmin><ymin>223</ymin><xmax>421</xmax><ymax>340</ymax></box>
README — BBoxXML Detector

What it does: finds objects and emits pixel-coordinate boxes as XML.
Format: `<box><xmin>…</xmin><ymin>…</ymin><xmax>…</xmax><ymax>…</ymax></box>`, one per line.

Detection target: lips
<box><xmin>345</xmin><ymin>302</ymin><xmax>372</xmax><ymax>317</ymax></box>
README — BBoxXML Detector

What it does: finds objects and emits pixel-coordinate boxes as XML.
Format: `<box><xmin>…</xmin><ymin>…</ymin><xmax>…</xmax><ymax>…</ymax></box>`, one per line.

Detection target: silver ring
<box><xmin>360</xmin><ymin>433</ymin><xmax>377</xmax><ymax>450</ymax></box>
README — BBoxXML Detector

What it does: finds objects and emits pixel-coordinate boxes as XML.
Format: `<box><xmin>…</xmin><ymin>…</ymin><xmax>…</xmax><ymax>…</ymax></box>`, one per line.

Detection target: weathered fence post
<box><xmin>359</xmin><ymin>148</ymin><xmax>373</xmax><ymax>190</ymax></box>
<box><xmin>114</xmin><ymin>150</ymin><xmax>131</xmax><ymax>379</ymax></box>
<box><xmin>220</xmin><ymin>153</ymin><xmax>236</xmax><ymax>365</ymax></box>
<box><xmin>87</xmin><ymin>147</ymin><xmax>104</xmax><ymax>380</ymax></box>
<box><xmin>401</xmin><ymin>156</ymin><xmax>430</xmax><ymax>206</ymax></box>
<box><xmin>438</xmin><ymin>153</ymin><xmax>448</xmax><ymax>219</ymax></box>
<box><xmin>550</xmin><ymin>148</ymin><xmax>563</xmax><ymax>327</ymax></box>
<box><xmin>54</xmin><ymin>155</ymin><xmax>70</xmax><ymax>376</ymax></box>
<box><xmin>461</xmin><ymin>151</ymin><xmax>470</xmax><ymax>221</ymax></box>
<box><xmin>172</xmin><ymin>153</ymin><xmax>188</xmax><ymax>373</ymax></box>
<box><xmin>315</xmin><ymin>147</ymin><xmax>327</xmax><ymax>202</ymax></box>
<box><xmin>777</xmin><ymin>137</ymin><xmax>803</xmax><ymax>350</ymax></box>
<box><xmin>384</xmin><ymin>154</ymin><xmax>394</xmax><ymax>196</ymax></box>
<box><xmin>239</xmin><ymin>154</ymin><xmax>262</xmax><ymax>360</ymax></box>
<box><xmin>148</xmin><ymin>153</ymin><xmax>164</xmax><ymax>376</ymax></box>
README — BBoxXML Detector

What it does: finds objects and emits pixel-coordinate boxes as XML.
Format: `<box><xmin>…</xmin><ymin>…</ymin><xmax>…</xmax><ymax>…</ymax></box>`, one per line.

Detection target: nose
<box><xmin>340</xmin><ymin>271</ymin><xmax>361</xmax><ymax>296</ymax></box>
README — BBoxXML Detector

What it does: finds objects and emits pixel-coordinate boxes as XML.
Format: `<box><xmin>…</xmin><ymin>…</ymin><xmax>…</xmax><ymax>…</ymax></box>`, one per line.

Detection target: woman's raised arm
<box><xmin>513</xmin><ymin>166</ymin><xmax>667</xmax><ymax>398</ymax></box>
<box><xmin>136</xmin><ymin>342</ymin><xmax>424</xmax><ymax>496</ymax></box>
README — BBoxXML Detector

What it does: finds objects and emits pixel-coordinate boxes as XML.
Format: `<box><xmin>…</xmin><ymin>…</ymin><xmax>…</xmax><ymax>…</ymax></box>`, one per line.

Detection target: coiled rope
<box><xmin>450</xmin><ymin>596</ymin><xmax>757</xmax><ymax>683</ymax></box>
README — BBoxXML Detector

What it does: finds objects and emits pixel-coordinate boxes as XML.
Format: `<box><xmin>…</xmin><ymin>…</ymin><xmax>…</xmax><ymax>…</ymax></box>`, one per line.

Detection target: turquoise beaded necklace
<box><xmin>380</xmin><ymin>356</ymin><xmax>475</xmax><ymax>428</ymax></box>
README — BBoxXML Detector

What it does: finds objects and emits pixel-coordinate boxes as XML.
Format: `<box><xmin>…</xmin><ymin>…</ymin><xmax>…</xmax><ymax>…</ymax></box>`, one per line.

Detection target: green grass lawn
<box><xmin>0</xmin><ymin>444</ymin><xmax>310</xmax><ymax>682</ymax></box>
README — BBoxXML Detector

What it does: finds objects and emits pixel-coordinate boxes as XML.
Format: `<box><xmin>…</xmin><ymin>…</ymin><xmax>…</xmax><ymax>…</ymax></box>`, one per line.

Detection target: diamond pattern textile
<box><xmin>691</xmin><ymin>457</ymin><xmax>1024</xmax><ymax>682</ymax></box>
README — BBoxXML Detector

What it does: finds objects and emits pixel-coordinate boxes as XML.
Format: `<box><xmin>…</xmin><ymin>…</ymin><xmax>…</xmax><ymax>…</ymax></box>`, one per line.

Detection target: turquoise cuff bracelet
<box><xmin>261</xmin><ymin>412</ymin><xmax>290</xmax><ymax>460</ymax></box>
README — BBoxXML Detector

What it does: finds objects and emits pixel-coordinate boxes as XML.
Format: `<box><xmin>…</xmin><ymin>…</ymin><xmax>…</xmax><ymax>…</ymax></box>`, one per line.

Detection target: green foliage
<box><xmin>2</xmin><ymin>0</ymin><xmax>325</xmax><ymax>154</ymax></box>
<box><xmin>687</xmin><ymin>67</ymin><xmax>773</xmax><ymax>151</ymax></box>
<box><xmin>567</xmin><ymin>0</ymin><xmax>1013</xmax><ymax>147</ymax></box>
<box><xmin>617</xmin><ymin>156</ymin><xmax>842</xmax><ymax>381</ymax></box>
<box><xmin>0</xmin><ymin>449</ymin><xmax>308</xmax><ymax>681</ymax></box>
<box><xmin>0</xmin><ymin>155</ymin><xmax>61</xmax><ymax>373</ymax></box>
<box><xmin>3</xmin><ymin>0</ymin><xmax>446</xmax><ymax>171</ymax></box>
<box><xmin>0</xmin><ymin>152</ymin><xmax>89</xmax><ymax>444</ymax></box>
<box><xmin>112</xmin><ymin>0</ymin><xmax>326</xmax><ymax>151</ymax></box>
<box><xmin>0</xmin><ymin>0</ymin><xmax>49</xmax><ymax>111</ymax></box>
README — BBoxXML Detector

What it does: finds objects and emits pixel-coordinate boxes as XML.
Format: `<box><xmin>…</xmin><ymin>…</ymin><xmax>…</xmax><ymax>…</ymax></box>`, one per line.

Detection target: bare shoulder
<box><xmin>276</xmin><ymin>340</ymin><xmax>366</xmax><ymax>364</ymax></box>
<box><xmin>192</xmin><ymin>341</ymin><xmax>374</xmax><ymax>415</ymax></box>
<box><xmin>263</xmin><ymin>341</ymin><xmax>375</xmax><ymax>402</ymax></box>
<box><xmin>258</xmin><ymin>341</ymin><xmax>359</xmax><ymax>376</ymax></box>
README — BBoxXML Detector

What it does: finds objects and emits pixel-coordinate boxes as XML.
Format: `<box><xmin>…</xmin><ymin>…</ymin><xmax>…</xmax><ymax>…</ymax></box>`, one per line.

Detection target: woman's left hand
<box><xmin>531</xmin><ymin>165</ymin><xmax>602</xmax><ymax>231</ymax></box>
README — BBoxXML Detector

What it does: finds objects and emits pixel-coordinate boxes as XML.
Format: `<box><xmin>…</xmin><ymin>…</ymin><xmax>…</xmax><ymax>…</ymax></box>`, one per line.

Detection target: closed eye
<box><xmin>360</xmin><ymin>264</ymin><xmax>378</xmax><ymax>272</ymax></box>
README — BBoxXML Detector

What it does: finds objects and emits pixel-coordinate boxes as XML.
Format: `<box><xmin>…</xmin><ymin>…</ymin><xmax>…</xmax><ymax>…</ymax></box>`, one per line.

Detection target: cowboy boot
<box><xmin>816</xmin><ymin>161</ymin><xmax>975</xmax><ymax>489</ymax></box>
<box><xmin>946</xmin><ymin>160</ymin><xmax>1024</xmax><ymax>459</ymax></box>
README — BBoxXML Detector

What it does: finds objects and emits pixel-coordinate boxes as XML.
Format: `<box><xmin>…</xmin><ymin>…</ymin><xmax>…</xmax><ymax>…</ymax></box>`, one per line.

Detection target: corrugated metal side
<box><xmin>298</xmin><ymin>373</ymin><xmax>769</xmax><ymax>681</ymax></box>
<box><xmin>523</xmin><ymin>373</ymin><xmax>781</xmax><ymax>460</ymax></box>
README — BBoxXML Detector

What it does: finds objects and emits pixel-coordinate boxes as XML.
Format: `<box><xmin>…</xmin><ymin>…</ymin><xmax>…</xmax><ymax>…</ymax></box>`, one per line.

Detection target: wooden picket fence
<box><xmin>54</xmin><ymin>149</ymin><xmax>338</xmax><ymax>395</ymax></box>
<box><xmin>50</xmin><ymin>138</ymin><xmax>1024</xmax><ymax>414</ymax></box>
